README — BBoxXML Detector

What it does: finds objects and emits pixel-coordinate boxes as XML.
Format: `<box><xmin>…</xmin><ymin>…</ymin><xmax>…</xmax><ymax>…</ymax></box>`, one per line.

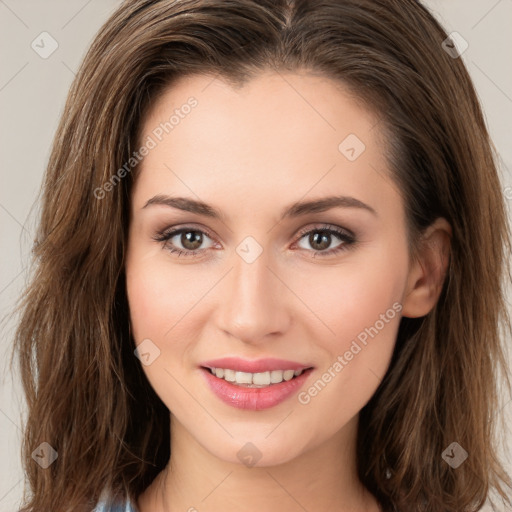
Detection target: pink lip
<box><xmin>199</xmin><ymin>357</ymin><xmax>312</xmax><ymax>373</ymax></box>
<box><xmin>199</xmin><ymin>358</ymin><xmax>314</xmax><ymax>411</ymax></box>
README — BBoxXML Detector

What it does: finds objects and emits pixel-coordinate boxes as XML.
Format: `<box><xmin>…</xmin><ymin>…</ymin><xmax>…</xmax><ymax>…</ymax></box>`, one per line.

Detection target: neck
<box><xmin>137</xmin><ymin>412</ymin><xmax>381</xmax><ymax>512</ymax></box>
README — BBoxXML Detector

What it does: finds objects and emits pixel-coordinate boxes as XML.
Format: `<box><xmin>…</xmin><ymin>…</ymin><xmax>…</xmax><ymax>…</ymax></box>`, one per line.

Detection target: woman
<box><xmin>12</xmin><ymin>0</ymin><xmax>512</xmax><ymax>511</ymax></box>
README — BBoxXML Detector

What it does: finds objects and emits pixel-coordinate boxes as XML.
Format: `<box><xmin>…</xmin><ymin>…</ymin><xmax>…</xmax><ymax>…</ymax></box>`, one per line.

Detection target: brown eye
<box><xmin>307</xmin><ymin>231</ymin><xmax>333</xmax><ymax>251</ymax></box>
<box><xmin>295</xmin><ymin>225</ymin><xmax>356</xmax><ymax>257</ymax></box>
<box><xmin>180</xmin><ymin>230</ymin><xmax>204</xmax><ymax>250</ymax></box>
<box><xmin>153</xmin><ymin>227</ymin><xmax>215</xmax><ymax>256</ymax></box>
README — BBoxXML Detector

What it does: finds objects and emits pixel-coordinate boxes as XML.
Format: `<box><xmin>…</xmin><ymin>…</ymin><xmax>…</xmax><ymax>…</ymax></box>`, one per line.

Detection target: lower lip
<box><xmin>200</xmin><ymin>367</ymin><xmax>313</xmax><ymax>411</ymax></box>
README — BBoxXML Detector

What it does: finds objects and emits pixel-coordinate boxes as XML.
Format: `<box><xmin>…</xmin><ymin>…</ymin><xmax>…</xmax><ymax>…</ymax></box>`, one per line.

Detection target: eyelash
<box><xmin>152</xmin><ymin>224</ymin><xmax>356</xmax><ymax>259</ymax></box>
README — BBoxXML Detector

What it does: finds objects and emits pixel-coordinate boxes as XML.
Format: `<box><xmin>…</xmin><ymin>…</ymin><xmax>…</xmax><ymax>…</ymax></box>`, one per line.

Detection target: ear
<box><xmin>401</xmin><ymin>217</ymin><xmax>452</xmax><ymax>318</ymax></box>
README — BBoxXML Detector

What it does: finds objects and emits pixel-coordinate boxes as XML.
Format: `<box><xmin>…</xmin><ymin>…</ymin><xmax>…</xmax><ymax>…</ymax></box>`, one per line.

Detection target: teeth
<box><xmin>283</xmin><ymin>369</ymin><xmax>295</xmax><ymax>381</ymax></box>
<box><xmin>209</xmin><ymin>367</ymin><xmax>306</xmax><ymax>387</ymax></box>
<box><xmin>270</xmin><ymin>370</ymin><xmax>284</xmax><ymax>383</ymax></box>
<box><xmin>223</xmin><ymin>368</ymin><xmax>236</xmax><ymax>382</ymax></box>
<box><xmin>253</xmin><ymin>371</ymin><xmax>270</xmax><ymax>386</ymax></box>
<box><xmin>235</xmin><ymin>371</ymin><xmax>252</xmax><ymax>384</ymax></box>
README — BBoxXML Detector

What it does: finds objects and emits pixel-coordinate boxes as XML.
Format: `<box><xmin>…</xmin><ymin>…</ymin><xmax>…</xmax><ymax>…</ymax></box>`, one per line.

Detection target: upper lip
<box><xmin>200</xmin><ymin>357</ymin><xmax>314</xmax><ymax>373</ymax></box>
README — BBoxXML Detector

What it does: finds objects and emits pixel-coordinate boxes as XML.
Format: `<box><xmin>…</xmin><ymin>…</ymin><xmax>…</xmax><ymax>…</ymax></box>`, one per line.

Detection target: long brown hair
<box><xmin>10</xmin><ymin>0</ymin><xmax>512</xmax><ymax>510</ymax></box>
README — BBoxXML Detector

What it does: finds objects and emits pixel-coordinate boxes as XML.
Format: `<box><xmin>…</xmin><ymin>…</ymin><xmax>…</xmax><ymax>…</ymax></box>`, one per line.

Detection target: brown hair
<box><xmin>10</xmin><ymin>0</ymin><xmax>512</xmax><ymax>510</ymax></box>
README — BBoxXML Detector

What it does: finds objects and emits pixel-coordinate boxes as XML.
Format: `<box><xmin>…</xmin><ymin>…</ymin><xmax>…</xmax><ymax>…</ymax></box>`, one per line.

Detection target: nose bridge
<box><xmin>217</xmin><ymin>238</ymin><xmax>290</xmax><ymax>343</ymax></box>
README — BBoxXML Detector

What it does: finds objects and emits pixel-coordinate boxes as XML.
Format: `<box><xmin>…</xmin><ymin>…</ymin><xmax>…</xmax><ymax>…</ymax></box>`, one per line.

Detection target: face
<box><xmin>125</xmin><ymin>71</ymin><xmax>413</xmax><ymax>467</ymax></box>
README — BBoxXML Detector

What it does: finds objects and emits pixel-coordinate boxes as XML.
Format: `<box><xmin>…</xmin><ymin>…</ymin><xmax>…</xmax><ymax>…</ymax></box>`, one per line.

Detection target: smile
<box><xmin>199</xmin><ymin>357</ymin><xmax>315</xmax><ymax>410</ymax></box>
<box><xmin>204</xmin><ymin>367</ymin><xmax>306</xmax><ymax>387</ymax></box>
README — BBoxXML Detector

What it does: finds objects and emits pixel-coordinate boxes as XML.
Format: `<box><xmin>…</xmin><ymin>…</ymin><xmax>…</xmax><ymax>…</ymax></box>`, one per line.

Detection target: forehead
<box><xmin>142</xmin><ymin>71</ymin><xmax>379</xmax><ymax>154</ymax></box>
<box><xmin>132</xmin><ymin>71</ymin><xmax>401</xmax><ymax>223</ymax></box>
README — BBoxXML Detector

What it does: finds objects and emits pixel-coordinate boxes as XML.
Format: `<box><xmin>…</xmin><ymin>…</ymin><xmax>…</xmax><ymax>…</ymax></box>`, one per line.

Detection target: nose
<box><xmin>214</xmin><ymin>245</ymin><xmax>292</xmax><ymax>345</ymax></box>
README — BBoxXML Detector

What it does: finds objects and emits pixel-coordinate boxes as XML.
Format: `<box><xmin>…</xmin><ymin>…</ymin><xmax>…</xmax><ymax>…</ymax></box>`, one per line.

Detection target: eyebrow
<box><xmin>142</xmin><ymin>194</ymin><xmax>378</xmax><ymax>220</ymax></box>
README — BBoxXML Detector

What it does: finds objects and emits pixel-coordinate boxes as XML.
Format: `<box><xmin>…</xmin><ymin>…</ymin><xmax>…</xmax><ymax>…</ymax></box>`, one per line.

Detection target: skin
<box><xmin>125</xmin><ymin>71</ymin><xmax>451</xmax><ymax>512</ymax></box>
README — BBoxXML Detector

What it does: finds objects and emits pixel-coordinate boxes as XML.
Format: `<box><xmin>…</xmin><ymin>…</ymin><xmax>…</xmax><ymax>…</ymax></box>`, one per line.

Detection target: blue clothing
<box><xmin>94</xmin><ymin>497</ymin><xmax>138</xmax><ymax>512</ymax></box>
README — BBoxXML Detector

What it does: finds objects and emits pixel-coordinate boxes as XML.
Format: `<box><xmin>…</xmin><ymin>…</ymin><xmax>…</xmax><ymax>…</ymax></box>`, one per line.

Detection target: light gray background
<box><xmin>1</xmin><ymin>1</ymin><xmax>511</xmax><ymax>511</ymax></box>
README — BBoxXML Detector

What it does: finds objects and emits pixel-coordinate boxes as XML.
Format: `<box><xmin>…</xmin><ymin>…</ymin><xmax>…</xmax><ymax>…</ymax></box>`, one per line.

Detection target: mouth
<box><xmin>201</xmin><ymin>366</ymin><xmax>312</xmax><ymax>388</ymax></box>
<box><xmin>198</xmin><ymin>357</ymin><xmax>315</xmax><ymax>410</ymax></box>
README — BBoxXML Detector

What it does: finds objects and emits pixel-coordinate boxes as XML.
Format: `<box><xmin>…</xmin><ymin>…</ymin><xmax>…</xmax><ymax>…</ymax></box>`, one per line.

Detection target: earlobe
<box><xmin>401</xmin><ymin>218</ymin><xmax>452</xmax><ymax>319</ymax></box>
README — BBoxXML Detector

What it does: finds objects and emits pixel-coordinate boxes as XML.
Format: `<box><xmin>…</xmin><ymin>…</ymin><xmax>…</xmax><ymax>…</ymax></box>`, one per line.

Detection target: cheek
<box><xmin>126</xmin><ymin>249</ymin><xmax>204</xmax><ymax>342</ymax></box>
<box><xmin>293</xmin><ymin>275</ymin><xmax>403</xmax><ymax>454</ymax></box>
<box><xmin>293</xmin><ymin>239</ymin><xmax>406</xmax><ymax>343</ymax></box>
<box><xmin>126</xmin><ymin>262</ymin><xmax>168</xmax><ymax>341</ymax></box>
<box><xmin>125</xmin><ymin>250</ymin><xmax>200</xmax><ymax>411</ymax></box>
<box><xmin>125</xmin><ymin>248</ymin><xmax>220</xmax><ymax>394</ymax></box>
<box><xmin>291</xmin><ymin>239</ymin><xmax>407</xmax><ymax>401</ymax></box>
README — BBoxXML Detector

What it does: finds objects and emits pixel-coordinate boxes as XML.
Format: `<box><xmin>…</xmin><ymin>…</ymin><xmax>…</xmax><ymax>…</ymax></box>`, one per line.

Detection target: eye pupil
<box><xmin>182</xmin><ymin>231</ymin><xmax>203</xmax><ymax>250</ymax></box>
<box><xmin>310</xmin><ymin>231</ymin><xmax>331</xmax><ymax>251</ymax></box>
<box><xmin>158</xmin><ymin>226</ymin><xmax>350</xmax><ymax>258</ymax></box>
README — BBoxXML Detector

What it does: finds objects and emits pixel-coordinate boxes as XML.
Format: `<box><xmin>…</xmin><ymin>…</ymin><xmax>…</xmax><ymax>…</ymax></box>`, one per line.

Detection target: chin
<box><xmin>201</xmin><ymin>433</ymin><xmax>311</xmax><ymax>469</ymax></box>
